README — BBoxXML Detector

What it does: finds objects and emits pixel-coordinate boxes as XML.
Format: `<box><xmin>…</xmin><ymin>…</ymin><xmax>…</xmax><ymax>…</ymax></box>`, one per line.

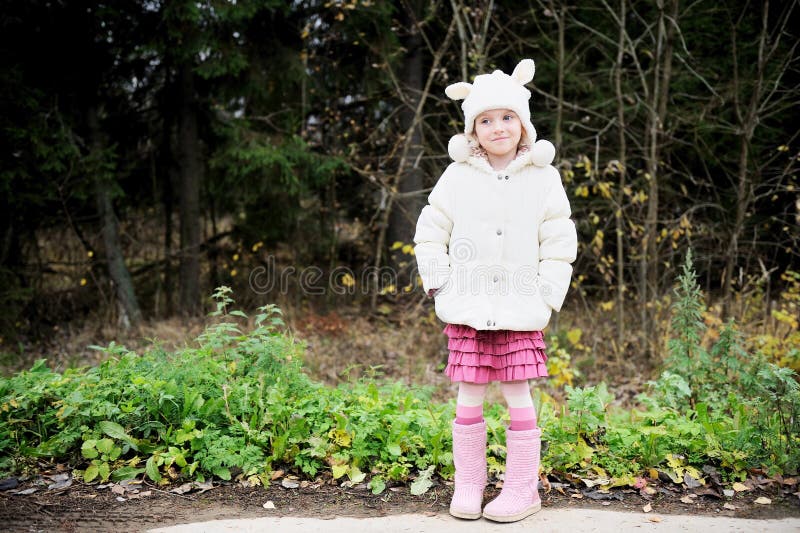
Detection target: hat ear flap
<box><xmin>445</xmin><ymin>82</ymin><xmax>472</xmax><ymax>100</ymax></box>
<box><xmin>511</xmin><ymin>59</ymin><xmax>535</xmax><ymax>85</ymax></box>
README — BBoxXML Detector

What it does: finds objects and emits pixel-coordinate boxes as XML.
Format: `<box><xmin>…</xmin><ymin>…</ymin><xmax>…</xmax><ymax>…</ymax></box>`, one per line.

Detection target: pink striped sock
<box><xmin>508</xmin><ymin>406</ymin><xmax>537</xmax><ymax>430</ymax></box>
<box><xmin>456</xmin><ymin>404</ymin><xmax>484</xmax><ymax>425</ymax></box>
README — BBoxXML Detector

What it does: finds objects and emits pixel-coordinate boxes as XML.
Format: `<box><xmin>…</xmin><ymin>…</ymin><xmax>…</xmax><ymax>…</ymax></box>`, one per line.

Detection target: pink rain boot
<box><xmin>449</xmin><ymin>420</ymin><xmax>487</xmax><ymax>519</ymax></box>
<box><xmin>482</xmin><ymin>427</ymin><xmax>542</xmax><ymax>522</ymax></box>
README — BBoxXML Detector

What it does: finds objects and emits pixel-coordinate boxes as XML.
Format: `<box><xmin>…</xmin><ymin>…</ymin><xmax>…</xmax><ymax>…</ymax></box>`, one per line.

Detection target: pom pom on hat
<box><xmin>448</xmin><ymin>134</ymin><xmax>471</xmax><ymax>162</ymax></box>
<box><xmin>530</xmin><ymin>139</ymin><xmax>556</xmax><ymax>167</ymax></box>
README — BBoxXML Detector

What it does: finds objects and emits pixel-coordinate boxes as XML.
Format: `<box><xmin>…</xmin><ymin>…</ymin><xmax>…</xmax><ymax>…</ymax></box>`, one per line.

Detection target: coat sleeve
<box><xmin>537</xmin><ymin>166</ymin><xmax>578</xmax><ymax>312</ymax></box>
<box><xmin>413</xmin><ymin>167</ymin><xmax>455</xmax><ymax>293</ymax></box>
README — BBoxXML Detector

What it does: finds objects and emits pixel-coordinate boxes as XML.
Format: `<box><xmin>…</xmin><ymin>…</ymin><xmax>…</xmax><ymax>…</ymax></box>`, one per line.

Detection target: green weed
<box><xmin>1</xmin><ymin>267</ymin><xmax>798</xmax><ymax>491</ymax></box>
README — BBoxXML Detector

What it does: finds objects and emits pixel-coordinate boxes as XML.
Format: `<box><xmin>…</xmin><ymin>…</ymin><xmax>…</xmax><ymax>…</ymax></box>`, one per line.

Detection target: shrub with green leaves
<box><xmin>0</xmin><ymin>288</ymin><xmax>454</xmax><ymax>488</ymax></box>
<box><xmin>1</xmin><ymin>270</ymin><xmax>798</xmax><ymax>489</ymax></box>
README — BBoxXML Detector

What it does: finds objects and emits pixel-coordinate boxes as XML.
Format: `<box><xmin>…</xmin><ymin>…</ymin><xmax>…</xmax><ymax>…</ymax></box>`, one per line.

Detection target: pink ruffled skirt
<box><xmin>443</xmin><ymin>323</ymin><xmax>549</xmax><ymax>383</ymax></box>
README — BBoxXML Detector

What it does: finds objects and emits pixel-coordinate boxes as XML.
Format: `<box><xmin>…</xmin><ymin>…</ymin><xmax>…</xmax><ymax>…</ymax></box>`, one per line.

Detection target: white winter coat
<box><xmin>413</xmin><ymin>148</ymin><xmax>578</xmax><ymax>331</ymax></box>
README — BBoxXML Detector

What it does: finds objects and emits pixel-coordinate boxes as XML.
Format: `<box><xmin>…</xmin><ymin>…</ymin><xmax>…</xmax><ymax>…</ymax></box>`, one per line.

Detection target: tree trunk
<box><xmin>88</xmin><ymin>105</ymin><xmax>142</xmax><ymax>328</ymax></box>
<box><xmin>552</xmin><ymin>0</ymin><xmax>565</xmax><ymax>149</ymax></box>
<box><xmin>614</xmin><ymin>0</ymin><xmax>628</xmax><ymax>356</ymax></box>
<box><xmin>639</xmin><ymin>0</ymin><xmax>677</xmax><ymax>352</ymax></box>
<box><xmin>177</xmin><ymin>63</ymin><xmax>203</xmax><ymax>315</ymax></box>
<box><xmin>723</xmin><ymin>0</ymin><xmax>770</xmax><ymax>319</ymax></box>
<box><xmin>387</xmin><ymin>5</ymin><xmax>425</xmax><ymax>260</ymax></box>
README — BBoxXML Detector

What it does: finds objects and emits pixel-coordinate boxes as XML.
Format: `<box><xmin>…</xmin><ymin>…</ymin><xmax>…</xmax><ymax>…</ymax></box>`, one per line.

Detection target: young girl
<box><xmin>413</xmin><ymin>59</ymin><xmax>577</xmax><ymax>522</ymax></box>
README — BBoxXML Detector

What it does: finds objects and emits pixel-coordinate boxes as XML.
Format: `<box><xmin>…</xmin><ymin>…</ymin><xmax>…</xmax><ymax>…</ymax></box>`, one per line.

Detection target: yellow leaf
<box><xmin>754</xmin><ymin>497</ymin><xmax>772</xmax><ymax>505</ymax></box>
<box><xmin>391</xmin><ymin>241</ymin><xmax>403</xmax><ymax>250</ymax></box>
<box><xmin>732</xmin><ymin>482</ymin><xmax>748</xmax><ymax>492</ymax></box>
<box><xmin>328</xmin><ymin>428</ymin><xmax>352</xmax><ymax>447</ymax></box>
<box><xmin>379</xmin><ymin>284</ymin><xmax>396</xmax><ymax>295</ymax></box>
<box><xmin>566</xmin><ymin>328</ymin><xmax>583</xmax><ymax>345</ymax></box>
<box><xmin>341</xmin><ymin>273</ymin><xmax>355</xmax><ymax>287</ymax></box>
<box><xmin>401</xmin><ymin>244</ymin><xmax>415</xmax><ymax>256</ymax></box>
<box><xmin>332</xmin><ymin>464</ymin><xmax>348</xmax><ymax>479</ymax></box>
<box><xmin>599</xmin><ymin>300</ymin><xmax>614</xmax><ymax>311</ymax></box>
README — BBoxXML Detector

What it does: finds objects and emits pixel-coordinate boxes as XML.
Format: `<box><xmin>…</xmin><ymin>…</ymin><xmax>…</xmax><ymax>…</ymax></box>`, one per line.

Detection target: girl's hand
<box><xmin>427</xmin><ymin>288</ymin><xmax>439</xmax><ymax>298</ymax></box>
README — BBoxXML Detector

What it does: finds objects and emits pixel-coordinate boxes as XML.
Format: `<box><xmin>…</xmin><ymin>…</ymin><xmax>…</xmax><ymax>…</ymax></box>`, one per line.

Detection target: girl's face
<box><xmin>474</xmin><ymin>109</ymin><xmax>522</xmax><ymax>160</ymax></box>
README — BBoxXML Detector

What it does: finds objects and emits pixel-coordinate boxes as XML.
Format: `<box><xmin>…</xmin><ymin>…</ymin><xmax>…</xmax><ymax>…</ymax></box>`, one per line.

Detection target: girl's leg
<box><xmin>483</xmin><ymin>380</ymin><xmax>541</xmax><ymax>522</ymax></box>
<box><xmin>456</xmin><ymin>382</ymin><xmax>488</xmax><ymax>425</ymax></box>
<box><xmin>449</xmin><ymin>381</ymin><xmax>489</xmax><ymax>519</ymax></box>
<box><xmin>499</xmin><ymin>380</ymin><xmax>537</xmax><ymax>430</ymax></box>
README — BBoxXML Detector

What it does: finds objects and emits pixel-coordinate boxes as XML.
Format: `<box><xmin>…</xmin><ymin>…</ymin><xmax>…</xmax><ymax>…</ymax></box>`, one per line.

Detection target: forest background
<box><xmin>1</xmin><ymin>0</ymin><xmax>799</xmax><ymax>382</ymax></box>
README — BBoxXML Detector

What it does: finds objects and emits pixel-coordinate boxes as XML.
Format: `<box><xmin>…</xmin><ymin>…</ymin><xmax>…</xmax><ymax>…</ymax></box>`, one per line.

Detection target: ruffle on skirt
<box><xmin>443</xmin><ymin>323</ymin><xmax>548</xmax><ymax>383</ymax></box>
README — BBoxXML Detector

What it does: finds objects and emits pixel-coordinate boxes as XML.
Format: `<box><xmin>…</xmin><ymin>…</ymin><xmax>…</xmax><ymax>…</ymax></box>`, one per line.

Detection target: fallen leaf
<box><xmin>194</xmin><ymin>480</ymin><xmax>215</xmax><ymax>493</ymax></box>
<box><xmin>263</xmin><ymin>501</ymin><xmax>275</xmax><ymax>509</ymax></box>
<box><xmin>683</xmin><ymin>473</ymin><xmax>703</xmax><ymax>489</ymax></box>
<box><xmin>584</xmin><ymin>490</ymin><xmax>623</xmax><ymax>501</ymax></box>
<box><xmin>271</xmin><ymin>470</ymin><xmax>285</xmax><ymax>481</ymax></box>
<box><xmin>643</xmin><ymin>486</ymin><xmax>657</xmax><ymax>495</ymax></box>
<box><xmin>680</xmin><ymin>495</ymin><xmax>693</xmax><ymax>504</ymax></box>
<box><xmin>643</xmin><ymin>503</ymin><xmax>653</xmax><ymax>513</ymax></box>
<box><xmin>581</xmin><ymin>477</ymin><xmax>610</xmax><ymax>488</ymax></box>
<box><xmin>782</xmin><ymin>477</ymin><xmax>798</xmax><ymax>486</ymax></box>
<box><xmin>171</xmin><ymin>483</ymin><xmax>193</xmax><ymax>495</ymax></box>
<box><xmin>13</xmin><ymin>488</ymin><xmax>38</xmax><ymax>495</ymax></box>
<box><xmin>111</xmin><ymin>484</ymin><xmax>126</xmax><ymax>495</ymax></box>
<box><xmin>723</xmin><ymin>489</ymin><xmax>735</xmax><ymax>498</ymax></box>
<box><xmin>47</xmin><ymin>479</ymin><xmax>72</xmax><ymax>491</ymax></box>
<box><xmin>540</xmin><ymin>475</ymin><xmax>551</xmax><ymax>492</ymax></box>
<box><xmin>732</xmin><ymin>482</ymin><xmax>748</xmax><ymax>492</ymax></box>
<box><xmin>282</xmin><ymin>478</ymin><xmax>300</xmax><ymax>489</ymax></box>
<box><xmin>571</xmin><ymin>493</ymin><xmax>584</xmax><ymax>499</ymax></box>
<box><xmin>648</xmin><ymin>516</ymin><xmax>662</xmax><ymax>523</ymax></box>
<box><xmin>754</xmin><ymin>497</ymin><xmax>772</xmax><ymax>505</ymax></box>
<box><xmin>723</xmin><ymin>503</ymin><xmax>737</xmax><ymax>510</ymax></box>
<box><xmin>115</xmin><ymin>496</ymin><xmax>126</xmax><ymax>502</ymax></box>
<box><xmin>648</xmin><ymin>468</ymin><xmax>659</xmax><ymax>480</ymax></box>
<box><xmin>692</xmin><ymin>487</ymin><xmax>721</xmax><ymax>499</ymax></box>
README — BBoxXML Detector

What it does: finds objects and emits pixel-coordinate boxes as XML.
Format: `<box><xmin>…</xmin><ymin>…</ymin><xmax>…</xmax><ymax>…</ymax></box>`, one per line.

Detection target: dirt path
<box><xmin>149</xmin><ymin>510</ymin><xmax>800</xmax><ymax>533</ymax></box>
<box><xmin>2</xmin><ymin>477</ymin><xmax>798</xmax><ymax>532</ymax></box>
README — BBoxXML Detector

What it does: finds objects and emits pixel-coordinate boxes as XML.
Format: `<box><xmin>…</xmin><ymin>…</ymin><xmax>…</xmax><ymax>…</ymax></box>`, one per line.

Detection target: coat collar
<box><xmin>465</xmin><ymin>142</ymin><xmax>533</xmax><ymax>175</ymax></box>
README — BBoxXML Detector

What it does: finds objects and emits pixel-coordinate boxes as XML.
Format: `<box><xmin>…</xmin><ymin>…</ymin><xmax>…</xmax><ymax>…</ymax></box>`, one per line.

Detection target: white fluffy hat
<box><xmin>444</xmin><ymin>59</ymin><xmax>555</xmax><ymax>167</ymax></box>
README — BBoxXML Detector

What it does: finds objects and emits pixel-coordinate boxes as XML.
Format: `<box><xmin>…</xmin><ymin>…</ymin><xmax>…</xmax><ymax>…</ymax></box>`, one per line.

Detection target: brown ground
<box><xmin>1</xmin><ymin>473</ymin><xmax>798</xmax><ymax>533</ymax></box>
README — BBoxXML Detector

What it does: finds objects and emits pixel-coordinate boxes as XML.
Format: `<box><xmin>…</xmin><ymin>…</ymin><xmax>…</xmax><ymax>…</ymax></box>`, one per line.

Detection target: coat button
<box><xmin>493</xmin><ymin>276</ymin><xmax>499</xmax><ymax>282</ymax></box>
<box><xmin>497</xmin><ymin>174</ymin><xmax>503</xmax><ymax>180</ymax></box>
<box><xmin>504</xmin><ymin>175</ymin><xmax>509</xmax><ymax>180</ymax></box>
<box><xmin>496</xmin><ymin>228</ymin><xmax>502</xmax><ymax>235</ymax></box>
<box><xmin>487</xmin><ymin>319</ymin><xmax>492</xmax><ymax>326</ymax></box>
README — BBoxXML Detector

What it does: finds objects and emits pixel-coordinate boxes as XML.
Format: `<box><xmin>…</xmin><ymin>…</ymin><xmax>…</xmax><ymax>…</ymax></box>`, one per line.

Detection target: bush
<box><xmin>1</xmin><ymin>266</ymin><xmax>798</xmax><ymax>491</ymax></box>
